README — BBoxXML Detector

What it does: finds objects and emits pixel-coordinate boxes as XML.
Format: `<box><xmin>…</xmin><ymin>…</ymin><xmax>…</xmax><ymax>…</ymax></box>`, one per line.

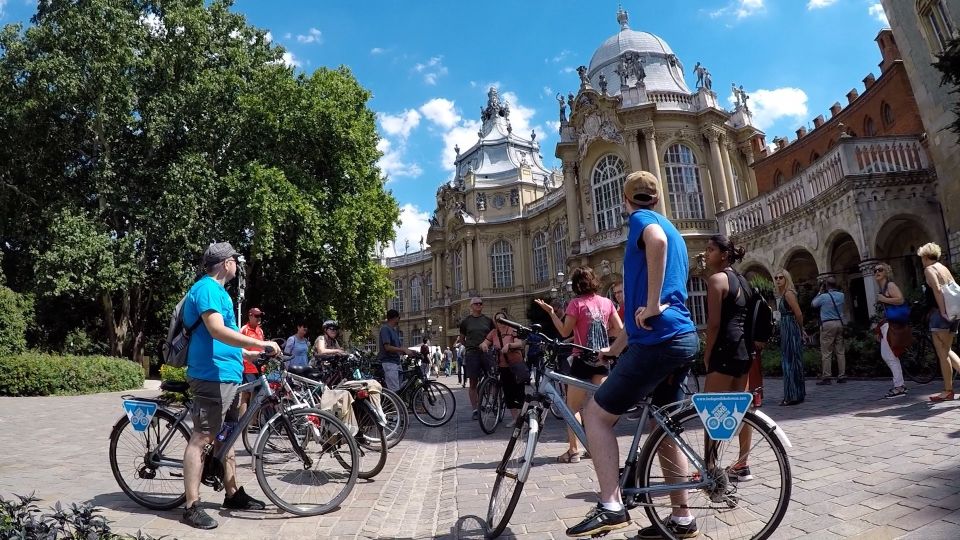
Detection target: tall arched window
<box><xmin>810</xmin><ymin>151</ymin><xmax>821</xmax><ymax>163</ymax></box>
<box><xmin>411</xmin><ymin>328</ymin><xmax>422</xmax><ymax>348</ymax></box>
<box><xmin>882</xmin><ymin>102</ymin><xmax>895</xmax><ymax>126</ymax></box>
<box><xmin>490</xmin><ymin>240</ymin><xmax>514</xmax><ymax>289</ymax></box>
<box><xmin>592</xmin><ymin>154</ymin><xmax>626</xmax><ymax>232</ymax></box>
<box><xmin>425</xmin><ymin>273</ymin><xmax>433</xmax><ymax>306</ymax></box>
<box><xmin>663</xmin><ymin>144</ymin><xmax>705</xmax><ymax>219</ymax></box>
<box><xmin>452</xmin><ymin>250</ymin><xmax>463</xmax><ymax>295</ymax></box>
<box><xmin>532</xmin><ymin>231</ymin><xmax>550</xmax><ymax>284</ymax></box>
<box><xmin>792</xmin><ymin>161</ymin><xmax>802</xmax><ymax>176</ymax></box>
<box><xmin>553</xmin><ymin>222</ymin><xmax>568</xmax><ymax>276</ymax></box>
<box><xmin>686</xmin><ymin>277</ymin><xmax>708</xmax><ymax>328</ymax></box>
<box><xmin>409</xmin><ymin>276</ymin><xmax>422</xmax><ymax>312</ymax></box>
<box><xmin>919</xmin><ymin>0</ymin><xmax>956</xmax><ymax>52</ymax></box>
<box><xmin>774</xmin><ymin>170</ymin><xmax>784</xmax><ymax>187</ymax></box>
<box><xmin>863</xmin><ymin>116</ymin><xmax>876</xmax><ymax>136</ymax></box>
<box><xmin>732</xmin><ymin>166</ymin><xmax>746</xmax><ymax>206</ymax></box>
<box><xmin>391</xmin><ymin>278</ymin><xmax>404</xmax><ymax>313</ymax></box>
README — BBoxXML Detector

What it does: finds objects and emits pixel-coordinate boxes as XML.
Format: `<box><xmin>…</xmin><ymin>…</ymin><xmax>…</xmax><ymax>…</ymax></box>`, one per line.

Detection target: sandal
<box><xmin>556</xmin><ymin>450</ymin><xmax>581</xmax><ymax>463</ymax></box>
<box><xmin>884</xmin><ymin>387</ymin><xmax>907</xmax><ymax>399</ymax></box>
<box><xmin>581</xmin><ymin>450</ymin><xmax>591</xmax><ymax>459</ymax></box>
<box><xmin>930</xmin><ymin>392</ymin><xmax>955</xmax><ymax>402</ymax></box>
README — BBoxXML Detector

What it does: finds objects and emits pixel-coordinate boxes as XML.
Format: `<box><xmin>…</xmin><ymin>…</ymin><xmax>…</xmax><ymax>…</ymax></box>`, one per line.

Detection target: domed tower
<box><xmin>553</xmin><ymin>6</ymin><xmax>765</xmax><ymax>297</ymax></box>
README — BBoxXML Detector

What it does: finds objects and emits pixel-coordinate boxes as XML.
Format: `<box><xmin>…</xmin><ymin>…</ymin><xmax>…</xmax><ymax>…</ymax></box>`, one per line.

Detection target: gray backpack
<box><xmin>584</xmin><ymin>308</ymin><xmax>609</xmax><ymax>351</ymax></box>
<box><xmin>162</xmin><ymin>293</ymin><xmax>203</xmax><ymax>367</ymax></box>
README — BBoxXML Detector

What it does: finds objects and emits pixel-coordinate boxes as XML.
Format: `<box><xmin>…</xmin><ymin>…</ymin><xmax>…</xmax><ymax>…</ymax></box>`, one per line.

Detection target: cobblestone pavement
<box><xmin>3</xmin><ymin>375</ymin><xmax>960</xmax><ymax>539</ymax></box>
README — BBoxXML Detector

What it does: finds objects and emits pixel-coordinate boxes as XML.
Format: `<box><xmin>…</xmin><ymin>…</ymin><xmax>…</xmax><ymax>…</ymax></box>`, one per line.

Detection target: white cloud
<box><xmin>370</xmin><ymin>47</ymin><xmax>386</xmax><ymax>55</ymax></box>
<box><xmin>551</xmin><ymin>50</ymin><xmax>571</xmax><ymax>63</ymax></box>
<box><xmin>561</xmin><ymin>66</ymin><xmax>575</xmax><ymax>74</ymax></box>
<box><xmin>728</xmin><ymin>87</ymin><xmax>809</xmax><ymax>131</ymax></box>
<box><xmin>280</xmin><ymin>51</ymin><xmax>300</xmax><ymax>68</ymax></box>
<box><xmin>0</xmin><ymin>1</ymin><xmax>7</xmax><ymax>19</ymax></box>
<box><xmin>265</xmin><ymin>31</ymin><xmax>273</xmax><ymax>43</ymax></box>
<box><xmin>710</xmin><ymin>0</ymin><xmax>765</xmax><ymax>19</ymax></box>
<box><xmin>546</xmin><ymin>120</ymin><xmax>561</xmax><ymax>134</ymax></box>
<box><xmin>414</xmin><ymin>56</ymin><xmax>448</xmax><ymax>85</ymax></box>
<box><xmin>441</xmin><ymin>120</ymin><xmax>482</xmax><ymax>171</ymax></box>
<box><xmin>543</xmin><ymin>86</ymin><xmax>554</xmax><ymax>97</ymax></box>
<box><xmin>140</xmin><ymin>12</ymin><xmax>166</xmax><ymax>37</ymax></box>
<box><xmin>868</xmin><ymin>3</ymin><xmax>888</xmax><ymax>25</ymax></box>
<box><xmin>387</xmin><ymin>204</ymin><xmax>432</xmax><ymax>257</ymax></box>
<box><xmin>419</xmin><ymin>98</ymin><xmax>461</xmax><ymax>130</ymax></box>
<box><xmin>377</xmin><ymin>139</ymin><xmax>422</xmax><ymax>180</ymax></box>
<box><xmin>502</xmin><ymin>91</ymin><xmax>539</xmax><ymax>136</ymax></box>
<box><xmin>296</xmin><ymin>28</ymin><xmax>322</xmax><ymax>44</ymax></box>
<box><xmin>807</xmin><ymin>0</ymin><xmax>837</xmax><ymax>9</ymax></box>
<box><xmin>284</xmin><ymin>32</ymin><xmax>292</xmax><ymax>40</ymax></box>
<box><xmin>377</xmin><ymin>109</ymin><xmax>421</xmax><ymax>139</ymax></box>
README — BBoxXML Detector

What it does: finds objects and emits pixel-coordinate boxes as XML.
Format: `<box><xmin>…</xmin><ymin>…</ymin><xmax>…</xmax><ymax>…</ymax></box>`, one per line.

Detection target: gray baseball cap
<box><xmin>202</xmin><ymin>242</ymin><xmax>240</xmax><ymax>267</ymax></box>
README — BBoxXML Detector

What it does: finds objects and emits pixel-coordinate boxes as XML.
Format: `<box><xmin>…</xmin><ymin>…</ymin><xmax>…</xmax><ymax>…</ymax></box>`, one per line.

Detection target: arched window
<box><xmin>553</xmin><ymin>222</ymin><xmax>568</xmax><ymax>275</ymax></box>
<box><xmin>863</xmin><ymin>116</ymin><xmax>876</xmax><ymax>136</ymax></box>
<box><xmin>409</xmin><ymin>276</ymin><xmax>422</xmax><ymax>312</ymax></box>
<box><xmin>826</xmin><ymin>139</ymin><xmax>835</xmax><ymax>149</ymax></box>
<box><xmin>918</xmin><ymin>0</ymin><xmax>956</xmax><ymax>52</ymax></box>
<box><xmin>882</xmin><ymin>102</ymin><xmax>895</xmax><ymax>126</ymax></box>
<box><xmin>686</xmin><ymin>277</ymin><xmax>708</xmax><ymax>328</ymax></box>
<box><xmin>490</xmin><ymin>240</ymin><xmax>514</xmax><ymax>289</ymax></box>
<box><xmin>452</xmin><ymin>250</ymin><xmax>463</xmax><ymax>295</ymax></box>
<box><xmin>411</xmin><ymin>328</ymin><xmax>422</xmax><ymax>348</ymax></box>
<box><xmin>810</xmin><ymin>151</ymin><xmax>821</xmax><ymax>163</ymax></box>
<box><xmin>792</xmin><ymin>161</ymin><xmax>802</xmax><ymax>176</ymax></box>
<box><xmin>398</xmin><ymin>329</ymin><xmax>404</xmax><ymax>346</ymax></box>
<box><xmin>732</xmin><ymin>166</ymin><xmax>746</xmax><ymax>205</ymax></box>
<box><xmin>532</xmin><ymin>231</ymin><xmax>550</xmax><ymax>284</ymax></box>
<box><xmin>592</xmin><ymin>154</ymin><xmax>626</xmax><ymax>232</ymax></box>
<box><xmin>391</xmin><ymin>278</ymin><xmax>404</xmax><ymax>313</ymax></box>
<box><xmin>425</xmin><ymin>273</ymin><xmax>432</xmax><ymax>306</ymax></box>
<box><xmin>773</xmin><ymin>170</ymin><xmax>784</xmax><ymax>187</ymax></box>
<box><xmin>663</xmin><ymin>144</ymin><xmax>705</xmax><ymax>219</ymax></box>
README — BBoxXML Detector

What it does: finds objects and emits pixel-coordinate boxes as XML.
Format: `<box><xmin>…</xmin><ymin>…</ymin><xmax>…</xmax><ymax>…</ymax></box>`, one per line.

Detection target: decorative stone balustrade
<box><xmin>385</xmin><ymin>249</ymin><xmax>432</xmax><ymax>268</ymax></box>
<box><xmin>718</xmin><ymin>136</ymin><xmax>929</xmax><ymax>236</ymax></box>
<box><xmin>524</xmin><ymin>188</ymin><xmax>565</xmax><ymax>215</ymax></box>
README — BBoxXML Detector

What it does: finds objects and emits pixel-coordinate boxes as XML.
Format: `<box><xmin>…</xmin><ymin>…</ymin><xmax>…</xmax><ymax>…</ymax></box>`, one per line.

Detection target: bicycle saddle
<box><xmin>160</xmin><ymin>380</ymin><xmax>190</xmax><ymax>394</ymax></box>
<box><xmin>287</xmin><ymin>365</ymin><xmax>324</xmax><ymax>380</ymax></box>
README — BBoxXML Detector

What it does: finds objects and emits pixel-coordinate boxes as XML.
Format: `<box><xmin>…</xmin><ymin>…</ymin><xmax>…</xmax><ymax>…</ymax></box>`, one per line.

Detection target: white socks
<box><xmin>601</xmin><ymin>501</ymin><xmax>624</xmax><ymax>512</ymax></box>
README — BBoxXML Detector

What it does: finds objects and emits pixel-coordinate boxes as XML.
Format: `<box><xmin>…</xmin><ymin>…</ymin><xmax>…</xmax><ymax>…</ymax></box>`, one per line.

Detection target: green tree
<box><xmin>0</xmin><ymin>0</ymin><xmax>398</xmax><ymax>359</ymax></box>
<box><xmin>934</xmin><ymin>37</ymin><xmax>960</xmax><ymax>141</ymax></box>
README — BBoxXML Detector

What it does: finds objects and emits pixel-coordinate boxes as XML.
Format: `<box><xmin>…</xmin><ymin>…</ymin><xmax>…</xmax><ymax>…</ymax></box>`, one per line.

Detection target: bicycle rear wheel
<box><xmin>108</xmin><ymin>408</ymin><xmax>190</xmax><ymax>510</ymax></box>
<box><xmin>478</xmin><ymin>378</ymin><xmax>503</xmax><ymax>434</ymax></box>
<box><xmin>486</xmin><ymin>407</ymin><xmax>540</xmax><ymax>538</ymax></box>
<box><xmin>412</xmin><ymin>381</ymin><xmax>456</xmax><ymax>427</ymax></box>
<box><xmin>379</xmin><ymin>388</ymin><xmax>408</xmax><ymax>448</ymax></box>
<box><xmin>353</xmin><ymin>403</ymin><xmax>388</xmax><ymax>479</ymax></box>
<box><xmin>635</xmin><ymin>409</ymin><xmax>791</xmax><ymax>540</ymax></box>
<box><xmin>254</xmin><ymin>407</ymin><xmax>359</xmax><ymax>516</ymax></box>
<box><xmin>902</xmin><ymin>333</ymin><xmax>936</xmax><ymax>384</ymax></box>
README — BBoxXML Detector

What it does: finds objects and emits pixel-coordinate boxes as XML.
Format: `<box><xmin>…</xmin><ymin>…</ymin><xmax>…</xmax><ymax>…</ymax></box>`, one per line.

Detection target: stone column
<box><xmin>464</xmin><ymin>236</ymin><xmax>475</xmax><ymax>293</ymax></box>
<box><xmin>739</xmin><ymin>142</ymin><xmax>758</xmax><ymax>199</ymax></box>
<box><xmin>642</xmin><ymin>127</ymin><xmax>670</xmax><ymax>217</ymax></box>
<box><xmin>626</xmin><ymin>130</ymin><xmax>643</xmax><ymax>172</ymax></box>
<box><xmin>858</xmin><ymin>260</ymin><xmax>878</xmax><ymax>320</ymax></box>
<box><xmin>703</xmin><ymin>128</ymin><xmax>730</xmax><ymax>213</ymax></box>
<box><xmin>562</xmin><ymin>162</ymin><xmax>581</xmax><ymax>249</ymax></box>
<box><xmin>516</xmin><ymin>230</ymin><xmax>527</xmax><ymax>290</ymax></box>
<box><xmin>720</xmin><ymin>136</ymin><xmax>738</xmax><ymax>208</ymax></box>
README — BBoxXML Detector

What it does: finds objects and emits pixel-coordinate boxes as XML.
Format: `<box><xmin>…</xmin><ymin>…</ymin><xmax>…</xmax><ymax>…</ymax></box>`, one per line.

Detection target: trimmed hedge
<box><xmin>0</xmin><ymin>353</ymin><xmax>144</xmax><ymax>396</ymax></box>
<box><xmin>0</xmin><ymin>286</ymin><xmax>32</xmax><ymax>356</ymax></box>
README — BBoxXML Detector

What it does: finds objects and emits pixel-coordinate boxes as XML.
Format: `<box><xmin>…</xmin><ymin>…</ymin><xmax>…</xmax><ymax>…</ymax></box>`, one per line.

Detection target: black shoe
<box><xmin>816</xmin><ymin>378</ymin><xmax>832</xmax><ymax>386</ymax></box>
<box><xmin>729</xmin><ymin>465</ymin><xmax>753</xmax><ymax>482</ymax></box>
<box><xmin>837</xmin><ymin>377</ymin><xmax>847</xmax><ymax>384</ymax></box>
<box><xmin>636</xmin><ymin>517</ymin><xmax>699</xmax><ymax>538</ymax></box>
<box><xmin>182</xmin><ymin>502</ymin><xmax>218</xmax><ymax>529</ymax></box>
<box><xmin>565</xmin><ymin>503</ymin><xmax>630</xmax><ymax>537</ymax></box>
<box><xmin>223</xmin><ymin>486</ymin><xmax>266</xmax><ymax>510</ymax></box>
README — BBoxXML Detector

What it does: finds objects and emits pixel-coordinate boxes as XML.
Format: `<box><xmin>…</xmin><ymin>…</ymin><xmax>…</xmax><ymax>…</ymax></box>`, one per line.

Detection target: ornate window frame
<box><xmin>409</xmin><ymin>276</ymin><xmax>422</xmax><ymax>313</ymax></box>
<box><xmin>686</xmin><ymin>276</ymin><xmax>708</xmax><ymax>328</ymax></box>
<box><xmin>532</xmin><ymin>230</ymin><xmax>550</xmax><ymax>284</ymax></box>
<box><xmin>391</xmin><ymin>278</ymin><xmax>404</xmax><ymax>313</ymax></box>
<box><xmin>553</xmin><ymin>222</ymin><xmax>568</xmax><ymax>276</ymax></box>
<box><xmin>918</xmin><ymin>0</ymin><xmax>956</xmax><ymax>53</ymax></box>
<box><xmin>490</xmin><ymin>239</ymin><xmax>515</xmax><ymax>289</ymax></box>
<box><xmin>452</xmin><ymin>249</ymin><xmax>463</xmax><ymax>295</ymax></box>
<box><xmin>591</xmin><ymin>154</ymin><xmax>627</xmax><ymax>232</ymax></box>
<box><xmin>663</xmin><ymin>144</ymin><xmax>705</xmax><ymax>220</ymax></box>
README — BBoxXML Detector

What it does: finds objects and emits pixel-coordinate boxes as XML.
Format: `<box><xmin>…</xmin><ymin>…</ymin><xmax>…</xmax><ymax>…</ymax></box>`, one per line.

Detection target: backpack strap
<box><xmin>187</xmin><ymin>316</ymin><xmax>204</xmax><ymax>334</ymax></box>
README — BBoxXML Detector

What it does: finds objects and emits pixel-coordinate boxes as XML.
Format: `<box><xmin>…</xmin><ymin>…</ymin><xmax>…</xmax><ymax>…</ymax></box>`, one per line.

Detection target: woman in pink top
<box><xmin>536</xmin><ymin>266</ymin><xmax>623</xmax><ymax>463</ymax></box>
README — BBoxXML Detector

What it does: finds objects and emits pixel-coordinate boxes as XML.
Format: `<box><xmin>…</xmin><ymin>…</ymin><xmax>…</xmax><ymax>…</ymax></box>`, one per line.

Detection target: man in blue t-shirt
<box><xmin>567</xmin><ymin>171</ymin><xmax>700</xmax><ymax>539</ymax></box>
<box><xmin>180</xmin><ymin>242</ymin><xmax>278</xmax><ymax>530</ymax></box>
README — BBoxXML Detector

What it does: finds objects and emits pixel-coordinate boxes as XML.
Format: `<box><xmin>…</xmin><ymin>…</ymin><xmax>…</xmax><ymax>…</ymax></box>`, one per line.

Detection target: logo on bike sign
<box><xmin>122</xmin><ymin>400</ymin><xmax>158</xmax><ymax>432</ymax></box>
<box><xmin>691</xmin><ymin>392</ymin><xmax>752</xmax><ymax>441</ymax></box>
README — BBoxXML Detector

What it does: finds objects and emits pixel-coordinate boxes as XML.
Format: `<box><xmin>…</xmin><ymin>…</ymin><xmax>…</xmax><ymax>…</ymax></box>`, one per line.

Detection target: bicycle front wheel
<box><xmin>478</xmin><ymin>378</ymin><xmax>503</xmax><ymax>434</ymax></box>
<box><xmin>635</xmin><ymin>409</ymin><xmax>791</xmax><ymax>540</ymax></box>
<box><xmin>108</xmin><ymin>408</ymin><xmax>190</xmax><ymax>510</ymax></box>
<box><xmin>254</xmin><ymin>407</ymin><xmax>359</xmax><ymax>516</ymax></box>
<box><xmin>486</xmin><ymin>408</ymin><xmax>540</xmax><ymax>538</ymax></box>
<box><xmin>902</xmin><ymin>333</ymin><xmax>936</xmax><ymax>384</ymax></box>
<box><xmin>242</xmin><ymin>404</ymin><xmax>275</xmax><ymax>455</ymax></box>
<box><xmin>412</xmin><ymin>381</ymin><xmax>456</xmax><ymax>427</ymax></box>
<box><xmin>379</xmin><ymin>388</ymin><xmax>408</xmax><ymax>448</ymax></box>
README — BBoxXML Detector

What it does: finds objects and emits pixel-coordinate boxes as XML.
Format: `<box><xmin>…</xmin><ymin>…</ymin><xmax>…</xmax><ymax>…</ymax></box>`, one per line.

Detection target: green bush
<box><xmin>0</xmin><ymin>287</ymin><xmax>33</xmax><ymax>356</ymax></box>
<box><xmin>159</xmin><ymin>364</ymin><xmax>186</xmax><ymax>382</ymax></box>
<box><xmin>0</xmin><ymin>353</ymin><xmax>144</xmax><ymax>396</ymax></box>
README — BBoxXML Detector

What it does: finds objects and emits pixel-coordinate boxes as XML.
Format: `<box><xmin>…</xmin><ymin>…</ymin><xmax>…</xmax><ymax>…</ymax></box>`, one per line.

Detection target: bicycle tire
<box><xmin>379</xmin><ymin>388</ymin><xmax>408</xmax><ymax>448</ymax></box>
<box><xmin>241</xmin><ymin>404</ymin><xmax>274</xmax><ymax>455</ymax></box>
<box><xmin>108</xmin><ymin>408</ymin><xmax>190</xmax><ymax>510</ymax></box>
<box><xmin>412</xmin><ymin>382</ymin><xmax>456</xmax><ymax>427</ymax></box>
<box><xmin>635</xmin><ymin>409</ymin><xmax>791</xmax><ymax>540</ymax></box>
<box><xmin>478</xmin><ymin>378</ymin><xmax>503</xmax><ymax>434</ymax></box>
<box><xmin>254</xmin><ymin>407</ymin><xmax>359</xmax><ymax>516</ymax></box>
<box><xmin>353</xmin><ymin>403</ymin><xmax>388</xmax><ymax>479</ymax></box>
<box><xmin>486</xmin><ymin>409</ymin><xmax>540</xmax><ymax>538</ymax></box>
<box><xmin>902</xmin><ymin>333</ymin><xmax>936</xmax><ymax>384</ymax></box>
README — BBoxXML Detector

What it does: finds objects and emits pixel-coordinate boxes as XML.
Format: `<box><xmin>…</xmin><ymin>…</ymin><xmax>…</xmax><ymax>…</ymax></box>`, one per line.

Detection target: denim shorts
<box><xmin>930</xmin><ymin>310</ymin><xmax>960</xmax><ymax>333</ymax></box>
<box><xmin>594</xmin><ymin>332</ymin><xmax>699</xmax><ymax>416</ymax></box>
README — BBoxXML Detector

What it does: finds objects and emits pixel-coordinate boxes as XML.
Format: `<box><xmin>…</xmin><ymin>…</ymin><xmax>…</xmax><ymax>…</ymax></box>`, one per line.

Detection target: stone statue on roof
<box><xmin>695</xmin><ymin>62</ymin><xmax>706</xmax><ymax>89</ymax></box>
<box><xmin>557</xmin><ymin>93</ymin><xmax>567</xmax><ymax>123</ymax></box>
<box><xmin>577</xmin><ymin>65</ymin><xmax>589</xmax><ymax>86</ymax></box>
<box><xmin>598</xmin><ymin>74</ymin><xmax>608</xmax><ymax>94</ymax></box>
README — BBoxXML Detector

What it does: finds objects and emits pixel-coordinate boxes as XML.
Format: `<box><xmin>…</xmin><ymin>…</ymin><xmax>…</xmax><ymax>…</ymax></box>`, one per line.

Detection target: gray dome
<box><xmin>588</xmin><ymin>30</ymin><xmax>675</xmax><ymax>71</ymax></box>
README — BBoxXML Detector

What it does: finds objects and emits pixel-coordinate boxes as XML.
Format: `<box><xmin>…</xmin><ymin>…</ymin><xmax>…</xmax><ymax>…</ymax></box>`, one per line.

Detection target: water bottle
<box><xmin>352</xmin><ymin>368</ymin><xmax>362</xmax><ymax>380</ymax></box>
<box><xmin>216</xmin><ymin>421</ymin><xmax>236</xmax><ymax>442</ymax></box>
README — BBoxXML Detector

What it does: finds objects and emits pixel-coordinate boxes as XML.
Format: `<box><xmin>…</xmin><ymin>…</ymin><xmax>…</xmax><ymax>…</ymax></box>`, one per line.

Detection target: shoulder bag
<box><xmin>881</xmin><ymin>281</ymin><xmax>910</xmax><ymax>324</ymax></box>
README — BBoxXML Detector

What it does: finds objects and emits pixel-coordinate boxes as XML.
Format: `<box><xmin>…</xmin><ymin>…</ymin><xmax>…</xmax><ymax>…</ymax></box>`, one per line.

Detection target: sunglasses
<box><xmin>774</xmin><ymin>276</ymin><xmax>785</xmax><ymax>280</ymax></box>
<box><xmin>874</xmin><ymin>269</ymin><xmax>884</xmax><ymax>273</ymax></box>
<box><xmin>472</xmin><ymin>302</ymin><xmax>483</xmax><ymax>306</ymax></box>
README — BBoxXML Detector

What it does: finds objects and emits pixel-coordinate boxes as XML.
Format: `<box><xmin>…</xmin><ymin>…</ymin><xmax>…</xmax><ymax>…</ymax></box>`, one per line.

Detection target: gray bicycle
<box><xmin>485</xmin><ymin>316</ymin><xmax>793</xmax><ymax>540</ymax></box>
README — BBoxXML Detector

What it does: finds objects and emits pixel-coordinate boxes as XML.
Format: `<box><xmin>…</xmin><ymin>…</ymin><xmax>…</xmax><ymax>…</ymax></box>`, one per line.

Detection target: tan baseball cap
<box><xmin>623</xmin><ymin>170</ymin><xmax>659</xmax><ymax>204</ymax></box>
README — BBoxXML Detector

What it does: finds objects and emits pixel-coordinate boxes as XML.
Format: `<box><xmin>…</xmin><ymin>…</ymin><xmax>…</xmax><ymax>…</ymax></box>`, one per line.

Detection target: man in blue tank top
<box><xmin>567</xmin><ymin>171</ymin><xmax>700</xmax><ymax>539</ymax></box>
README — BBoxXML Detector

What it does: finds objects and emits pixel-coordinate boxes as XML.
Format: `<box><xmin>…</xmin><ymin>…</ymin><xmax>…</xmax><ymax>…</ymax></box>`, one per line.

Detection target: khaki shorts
<box><xmin>188</xmin><ymin>377</ymin><xmax>240</xmax><ymax>435</ymax></box>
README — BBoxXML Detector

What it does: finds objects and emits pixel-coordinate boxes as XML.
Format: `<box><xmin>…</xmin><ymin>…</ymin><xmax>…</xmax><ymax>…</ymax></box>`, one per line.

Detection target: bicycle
<box><xmin>108</xmin><ymin>353</ymin><xmax>360</xmax><ymax>516</ymax></box>
<box><xmin>485</xmin><ymin>316</ymin><xmax>793</xmax><ymax>540</ymax></box>
<box><xmin>379</xmin><ymin>354</ymin><xmax>456</xmax><ymax>427</ymax></box>
<box><xmin>477</xmin><ymin>364</ymin><xmax>507</xmax><ymax>434</ymax></box>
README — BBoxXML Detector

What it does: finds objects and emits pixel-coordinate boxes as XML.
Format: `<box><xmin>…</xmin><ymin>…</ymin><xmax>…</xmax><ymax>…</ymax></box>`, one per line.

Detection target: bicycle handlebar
<box><xmin>494</xmin><ymin>314</ymin><xmax>600</xmax><ymax>356</ymax></box>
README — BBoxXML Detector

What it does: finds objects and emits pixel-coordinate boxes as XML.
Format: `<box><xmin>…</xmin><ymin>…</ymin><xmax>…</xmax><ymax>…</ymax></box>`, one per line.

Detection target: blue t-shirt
<box><xmin>183</xmin><ymin>276</ymin><xmax>243</xmax><ymax>383</ymax></box>
<box><xmin>812</xmin><ymin>291</ymin><xmax>845</xmax><ymax>322</ymax></box>
<box><xmin>377</xmin><ymin>324</ymin><xmax>402</xmax><ymax>363</ymax></box>
<box><xmin>623</xmin><ymin>209</ymin><xmax>696</xmax><ymax>345</ymax></box>
<box><xmin>284</xmin><ymin>336</ymin><xmax>310</xmax><ymax>367</ymax></box>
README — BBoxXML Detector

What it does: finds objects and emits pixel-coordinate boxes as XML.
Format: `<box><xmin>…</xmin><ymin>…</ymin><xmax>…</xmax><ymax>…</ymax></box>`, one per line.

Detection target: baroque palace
<box><xmin>382</xmin><ymin>6</ymin><xmax>954</xmax><ymax>348</ymax></box>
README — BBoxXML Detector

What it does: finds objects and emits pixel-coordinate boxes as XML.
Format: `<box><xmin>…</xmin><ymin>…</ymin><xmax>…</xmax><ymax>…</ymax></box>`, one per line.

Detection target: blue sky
<box><xmin>1</xmin><ymin>0</ymin><xmax>891</xmax><ymax>255</ymax></box>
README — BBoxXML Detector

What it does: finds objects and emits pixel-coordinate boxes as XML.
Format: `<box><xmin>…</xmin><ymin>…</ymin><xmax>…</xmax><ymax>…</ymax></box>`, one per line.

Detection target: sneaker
<box><xmin>472</xmin><ymin>409</ymin><xmax>479</xmax><ymax>420</ymax></box>
<box><xmin>223</xmin><ymin>486</ymin><xmax>266</xmax><ymax>510</ymax></box>
<box><xmin>885</xmin><ymin>386</ymin><xmax>908</xmax><ymax>399</ymax></box>
<box><xmin>636</xmin><ymin>517</ymin><xmax>699</xmax><ymax>539</ymax></box>
<box><xmin>182</xmin><ymin>502</ymin><xmax>218</xmax><ymax>529</ymax></box>
<box><xmin>729</xmin><ymin>465</ymin><xmax>753</xmax><ymax>482</ymax></box>
<box><xmin>816</xmin><ymin>378</ymin><xmax>832</xmax><ymax>386</ymax></box>
<box><xmin>565</xmin><ymin>503</ymin><xmax>630</xmax><ymax>537</ymax></box>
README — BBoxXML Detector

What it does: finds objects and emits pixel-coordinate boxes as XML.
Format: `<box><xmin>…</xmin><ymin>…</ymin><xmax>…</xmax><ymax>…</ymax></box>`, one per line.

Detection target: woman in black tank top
<box><xmin>701</xmin><ymin>234</ymin><xmax>755</xmax><ymax>480</ymax></box>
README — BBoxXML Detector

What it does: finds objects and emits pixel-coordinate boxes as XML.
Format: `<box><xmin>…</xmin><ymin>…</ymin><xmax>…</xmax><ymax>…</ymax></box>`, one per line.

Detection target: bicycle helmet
<box><xmin>323</xmin><ymin>319</ymin><xmax>339</xmax><ymax>330</ymax></box>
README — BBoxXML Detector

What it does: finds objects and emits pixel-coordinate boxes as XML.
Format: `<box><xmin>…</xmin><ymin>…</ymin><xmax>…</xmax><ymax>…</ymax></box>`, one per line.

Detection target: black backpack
<box><xmin>731</xmin><ymin>271</ymin><xmax>774</xmax><ymax>347</ymax></box>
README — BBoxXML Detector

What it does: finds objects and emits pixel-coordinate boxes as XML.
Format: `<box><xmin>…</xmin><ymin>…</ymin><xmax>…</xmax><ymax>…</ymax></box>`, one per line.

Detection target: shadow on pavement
<box><xmin>448</xmin><ymin>514</ymin><xmax>492</xmax><ymax>539</ymax></box>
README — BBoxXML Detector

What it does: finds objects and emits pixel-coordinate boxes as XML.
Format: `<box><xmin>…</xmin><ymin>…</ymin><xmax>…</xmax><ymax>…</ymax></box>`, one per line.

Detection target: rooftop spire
<box><xmin>617</xmin><ymin>5</ymin><xmax>629</xmax><ymax>30</ymax></box>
